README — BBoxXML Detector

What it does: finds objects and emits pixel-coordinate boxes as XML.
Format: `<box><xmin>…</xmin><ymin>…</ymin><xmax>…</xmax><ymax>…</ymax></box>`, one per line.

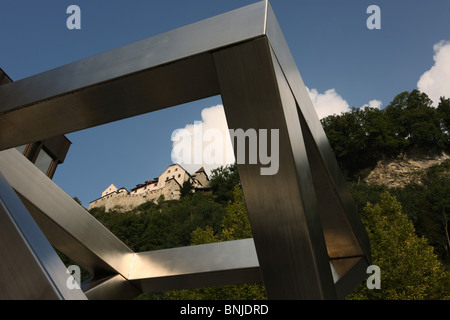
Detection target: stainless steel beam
<box><xmin>128</xmin><ymin>238</ymin><xmax>262</xmax><ymax>292</ymax></box>
<box><xmin>0</xmin><ymin>148</ymin><xmax>134</xmax><ymax>277</ymax></box>
<box><xmin>214</xmin><ymin>38</ymin><xmax>337</xmax><ymax>299</ymax></box>
<box><xmin>332</xmin><ymin>257</ymin><xmax>369</xmax><ymax>299</ymax></box>
<box><xmin>82</xmin><ymin>275</ymin><xmax>141</xmax><ymax>300</ymax></box>
<box><xmin>0</xmin><ymin>1</ymin><xmax>371</xmax><ymax>299</ymax></box>
<box><xmin>0</xmin><ymin>171</ymin><xmax>86</xmax><ymax>300</ymax></box>
<box><xmin>265</xmin><ymin>3</ymin><xmax>371</xmax><ymax>261</ymax></box>
<box><xmin>0</xmin><ymin>1</ymin><xmax>268</xmax><ymax>151</ymax></box>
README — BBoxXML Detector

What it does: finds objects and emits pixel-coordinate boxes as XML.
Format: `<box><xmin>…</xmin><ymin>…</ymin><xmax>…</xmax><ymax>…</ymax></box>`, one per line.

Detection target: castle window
<box><xmin>15</xmin><ymin>144</ymin><xmax>27</xmax><ymax>155</ymax></box>
<box><xmin>178</xmin><ymin>174</ymin><xmax>181</xmax><ymax>178</ymax></box>
<box><xmin>34</xmin><ymin>149</ymin><xmax>53</xmax><ymax>175</ymax></box>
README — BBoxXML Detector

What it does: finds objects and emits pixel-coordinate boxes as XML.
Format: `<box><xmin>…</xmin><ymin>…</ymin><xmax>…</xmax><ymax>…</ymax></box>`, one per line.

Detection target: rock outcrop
<box><xmin>364</xmin><ymin>152</ymin><xmax>450</xmax><ymax>188</ymax></box>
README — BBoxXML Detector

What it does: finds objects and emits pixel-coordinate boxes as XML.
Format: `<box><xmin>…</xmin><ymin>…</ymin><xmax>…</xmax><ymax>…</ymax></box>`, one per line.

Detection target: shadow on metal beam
<box><xmin>0</xmin><ymin>1</ymin><xmax>370</xmax><ymax>300</ymax></box>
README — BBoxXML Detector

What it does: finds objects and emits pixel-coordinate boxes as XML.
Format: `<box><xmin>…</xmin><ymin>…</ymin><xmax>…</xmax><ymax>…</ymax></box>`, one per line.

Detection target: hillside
<box><xmin>365</xmin><ymin>152</ymin><xmax>450</xmax><ymax>188</ymax></box>
<box><xmin>321</xmin><ymin>90</ymin><xmax>450</xmax><ymax>180</ymax></box>
<box><xmin>68</xmin><ymin>90</ymin><xmax>450</xmax><ymax>299</ymax></box>
<box><xmin>321</xmin><ymin>90</ymin><xmax>450</xmax><ymax>274</ymax></box>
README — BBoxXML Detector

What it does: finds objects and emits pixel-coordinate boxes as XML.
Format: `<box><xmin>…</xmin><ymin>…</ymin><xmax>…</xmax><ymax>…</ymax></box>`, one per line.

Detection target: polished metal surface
<box><xmin>332</xmin><ymin>257</ymin><xmax>369</xmax><ymax>299</ymax></box>
<box><xmin>214</xmin><ymin>38</ymin><xmax>336</xmax><ymax>299</ymax></box>
<box><xmin>0</xmin><ymin>148</ymin><xmax>135</xmax><ymax>277</ymax></box>
<box><xmin>0</xmin><ymin>68</ymin><xmax>72</xmax><ymax>179</ymax></box>
<box><xmin>265</xmin><ymin>3</ymin><xmax>371</xmax><ymax>260</ymax></box>
<box><xmin>129</xmin><ymin>238</ymin><xmax>262</xmax><ymax>292</ymax></box>
<box><xmin>82</xmin><ymin>275</ymin><xmax>141</xmax><ymax>300</ymax></box>
<box><xmin>0</xmin><ymin>1</ymin><xmax>268</xmax><ymax>151</ymax></box>
<box><xmin>0</xmin><ymin>171</ymin><xmax>86</xmax><ymax>300</ymax></box>
<box><xmin>0</xmin><ymin>67</ymin><xmax>12</xmax><ymax>85</ymax></box>
<box><xmin>0</xmin><ymin>0</ymin><xmax>370</xmax><ymax>299</ymax></box>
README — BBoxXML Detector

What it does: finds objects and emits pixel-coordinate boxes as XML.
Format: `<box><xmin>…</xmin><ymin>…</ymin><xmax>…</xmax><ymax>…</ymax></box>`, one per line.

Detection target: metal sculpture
<box><xmin>0</xmin><ymin>1</ymin><xmax>370</xmax><ymax>299</ymax></box>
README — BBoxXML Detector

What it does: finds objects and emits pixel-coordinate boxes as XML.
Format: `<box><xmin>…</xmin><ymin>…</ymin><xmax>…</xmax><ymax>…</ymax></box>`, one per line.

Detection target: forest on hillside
<box><xmin>80</xmin><ymin>90</ymin><xmax>450</xmax><ymax>300</ymax></box>
<box><xmin>321</xmin><ymin>89</ymin><xmax>450</xmax><ymax>179</ymax></box>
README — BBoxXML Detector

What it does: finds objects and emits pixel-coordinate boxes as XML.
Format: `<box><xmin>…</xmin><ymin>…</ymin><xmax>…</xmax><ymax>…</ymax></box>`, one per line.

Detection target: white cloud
<box><xmin>171</xmin><ymin>105</ymin><xmax>234</xmax><ymax>175</ymax></box>
<box><xmin>306</xmin><ymin>87</ymin><xmax>350</xmax><ymax>119</ymax></box>
<box><xmin>417</xmin><ymin>40</ymin><xmax>450</xmax><ymax>107</ymax></box>
<box><xmin>361</xmin><ymin>99</ymin><xmax>383</xmax><ymax>110</ymax></box>
<box><xmin>172</xmin><ymin>93</ymin><xmax>383</xmax><ymax>175</ymax></box>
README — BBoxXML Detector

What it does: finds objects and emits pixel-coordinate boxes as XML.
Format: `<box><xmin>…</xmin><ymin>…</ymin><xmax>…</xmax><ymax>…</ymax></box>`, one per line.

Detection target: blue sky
<box><xmin>1</xmin><ymin>1</ymin><xmax>449</xmax><ymax>207</ymax></box>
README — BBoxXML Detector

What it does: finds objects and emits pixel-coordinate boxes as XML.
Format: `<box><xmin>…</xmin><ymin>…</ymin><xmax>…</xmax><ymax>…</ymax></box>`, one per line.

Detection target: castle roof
<box><xmin>195</xmin><ymin>167</ymin><xmax>206</xmax><ymax>173</ymax></box>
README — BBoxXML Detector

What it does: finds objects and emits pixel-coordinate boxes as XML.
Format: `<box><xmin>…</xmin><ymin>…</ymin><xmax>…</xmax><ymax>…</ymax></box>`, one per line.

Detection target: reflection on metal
<box><xmin>0</xmin><ymin>171</ymin><xmax>86</xmax><ymax>300</ymax></box>
<box><xmin>0</xmin><ymin>148</ymin><xmax>135</xmax><ymax>277</ymax></box>
<box><xmin>129</xmin><ymin>238</ymin><xmax>262</xmax><ymax>292</ymax></box>
<box><xmin>82</xmin><ymin>275</ymin><xmax>141</xmax><ymax>300</ymax></box>
<box><xmin>0</xmin><ymin>1</ymin><xmax>370</xmax><ymax>299</ymax></box>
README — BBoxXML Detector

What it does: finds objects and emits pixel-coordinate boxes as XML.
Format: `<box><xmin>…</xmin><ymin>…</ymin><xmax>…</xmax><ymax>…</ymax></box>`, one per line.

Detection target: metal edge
<box><xmin>213</xmin><ymin>37</ymin><xmax>336</xmax><ymax>299</ymax></box>
<box><xmin>265</xmin><ymin>1</ymin><xmax>371</xmax><ymax>263</ymax></box>
<box><xmin>0</xmin><ymin>171</ymin><xmax>86</xmax><ymax>300</ymax></box>
<box><xmin>82</xmin><ymin>274</ymin><xmax>141</xmax><ymax>300</ymax></box>
<box><xmin>0</xmin><ymin>148</ymin><xmax>135</xmax><ymax>277</ymax></box>
<box><xmin>0</xmin><ymin>0</ymin><xmax>267</xmax><ymax>115</ymax></box>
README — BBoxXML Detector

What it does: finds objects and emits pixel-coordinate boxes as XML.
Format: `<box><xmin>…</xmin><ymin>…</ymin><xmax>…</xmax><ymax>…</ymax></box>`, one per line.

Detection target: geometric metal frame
<box><xmin>0</xmin><ymin>68</ymin><xmax>72</xmax><ymax>180</ymax></box>
<box><xmin>0</xmin><ymin>171</ymin><xmax>87</xmax><ymax>300</ymax></box>
<box><xmin>0</xmin><ymin>1</ymin><xmax>370</xmax><ymax>299</ymax></box>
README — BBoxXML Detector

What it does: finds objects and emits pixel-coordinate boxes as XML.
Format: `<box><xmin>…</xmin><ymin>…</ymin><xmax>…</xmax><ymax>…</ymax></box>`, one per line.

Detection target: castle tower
<box><xmin>102</xmin><ymin>184</ymin><xmax>118</xmax><ymax>197</ymax></box>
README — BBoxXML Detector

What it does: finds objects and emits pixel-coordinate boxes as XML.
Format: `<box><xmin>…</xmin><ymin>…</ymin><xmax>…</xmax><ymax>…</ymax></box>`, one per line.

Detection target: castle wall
<box><xmin>88</xmin><ymin>179</ymin><xmax>182</xmax><ymax>212</ymax></box>
<box><xmin>158</xmin><ymin>164</ymin><xmax>189</xmax><ymax>189</ymax></box>
<box><xmin>88</xmin><ymin>164</ymin><xmax>210</xmax><ymax>213</ymax></box>
<box><xmin>193</xmin><ymin>171</ymin><xmax>209</xmax><ymax>187</ymax></box>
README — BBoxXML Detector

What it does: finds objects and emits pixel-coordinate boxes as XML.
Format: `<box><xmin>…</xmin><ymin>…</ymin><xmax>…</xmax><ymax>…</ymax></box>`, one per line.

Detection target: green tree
<box><xmin>321</xmin><ymin>109</ymin><xmax>368</xmax><ymax>177</ymax></box>
<box><xmin>190</xmin><ymin>225</ymin><xmax>219</xmax><ymax>245</ymax></box>
<box><xmin>426</xmin><ymin>176</ymin><xmax>450</xmax><ymax>260</ymax></box>
<box><xmin>348</xmin><ymin>192</ymin><xmax>450</xmax><ymax>299</ymax></box>
<box><xmin>73</xmin><ymin>196</ymin><xmax>83</xmax><ymax>206</ymax></box>
<box><xmin>437</xmin><ymin>97</ymin><xmax>450</xmax><ymax>152</ymax></box>
<box><xmin>165</xmin><ymin>185</ymin><xmax>266</xmax><ymax>300</ymax></box>
<box><xmin>347</xmin><ymin>181</ymin><xmax>386</xmax><ymax>216</ymax></box>
<box><xmin>385</xmin><ymin>90</ymin><xmax>443</xmax><ymax>153</ymax></box>
<box><xmin>185</xmin><ymin>192</ymin><xmax>226</xmax><ymax>236</ymax></box>
<box><xmin>209</xmin><ymin>163</ymin><xmax>241</xmax><ymax>204</ymax></box>
<box><xmin>424</xmin><ymin>161</ymin><xmax>450</xmax><ymax>261</ymax></box>
<box><xmin>190</xmin><ymin>186</ymin><xmax>253</xmax><ymax>243</ymax></box>
<box><xmin>220</xmin><ymin>185</ymin><xmax>253</xmax><ymax>241</ymax></box>
<box><xmin>179</xmin><ymin>180</ymin><xmax>194</xmax><ymax>198</ymax></box>
<box><xmin>321</xmin><ymin>90</ymin><xmax>448</xmax><ymax>180</ymax></box>
<box><xmin>360</xmin><ymin>106</ymin><xmax>403</xmax><ymax>159</ymax></box>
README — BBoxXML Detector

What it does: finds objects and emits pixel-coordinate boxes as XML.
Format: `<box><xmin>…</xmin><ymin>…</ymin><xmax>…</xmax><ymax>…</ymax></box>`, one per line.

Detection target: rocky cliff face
<box><xmin>364</xmin><ymin>152</ymin><xmax>450</xmax><ymax>188</ymax></box>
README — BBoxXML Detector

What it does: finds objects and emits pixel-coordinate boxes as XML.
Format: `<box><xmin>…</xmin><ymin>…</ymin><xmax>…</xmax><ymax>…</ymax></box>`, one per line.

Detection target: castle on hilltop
<box><xmin>88</xmin><ymin>164</ymin><xmax>210</xmax><ymax>212</ymax></box>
